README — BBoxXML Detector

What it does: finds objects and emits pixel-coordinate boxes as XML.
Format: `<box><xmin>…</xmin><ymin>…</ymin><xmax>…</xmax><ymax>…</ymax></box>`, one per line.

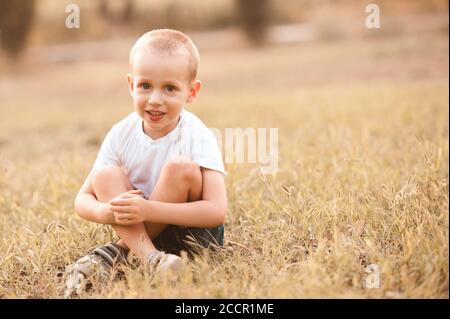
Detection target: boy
<box><xmin>65</xmin><ymin>29</ymin><xmax>227</xmax><ymax>297</ymax></box>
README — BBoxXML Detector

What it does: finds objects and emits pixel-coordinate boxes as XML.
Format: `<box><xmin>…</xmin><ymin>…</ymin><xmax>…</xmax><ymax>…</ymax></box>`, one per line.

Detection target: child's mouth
<box><xmin>146</xmin><ymin>110</ymin><xmax>165</xmax><ymax>121</ymax></box>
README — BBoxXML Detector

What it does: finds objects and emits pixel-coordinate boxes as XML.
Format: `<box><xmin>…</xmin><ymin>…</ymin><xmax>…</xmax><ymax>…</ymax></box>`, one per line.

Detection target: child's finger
<box><xmin>111</xmin><ymin>191</ymin><xmax>143</xmax><ymax>203</ymax></box>
<box><xmin>114</xmin><ymin>211</ymin><xmax>132</xmax><ymax>219</ymax></box>
<box><xmin>115</xmin><ymin>215</ymin><xmax>126</xmax><ymax>220</ymax></box>
<box><xmin>110</xmin><ymin>199</ymin><xmax>129</xmax><ymax>206</ymax></box>
<box><xmin>116</xmin><ymin>217</ymin><xmax>136</xmax><ymax>226</ymax></box>
<box><xmin>125</xmin><ymin>190</ymin><xmax>145</xmax><ymax>198</ymax></box>
<box><xmin>115</xmin><ymin>214</ymin><xmax>133</xmax><ymax>221</ymax></box>
<box><xmin>118</xmin><ymin>193</ymin><xmax>137</xmax><ymax>199</ymax></box>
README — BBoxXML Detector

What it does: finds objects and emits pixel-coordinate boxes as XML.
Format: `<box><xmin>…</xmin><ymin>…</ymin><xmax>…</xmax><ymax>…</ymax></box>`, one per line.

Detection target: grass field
<box><xmin>0</xmin><ymin>30</ymin><xmax>448</xmax><ymax>298</ymax></box>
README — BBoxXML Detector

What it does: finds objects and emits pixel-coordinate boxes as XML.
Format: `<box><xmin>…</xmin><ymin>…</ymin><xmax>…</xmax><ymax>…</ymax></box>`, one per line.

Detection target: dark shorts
<box><xmin>153</xmin><ymin>224</ymin><xmax>224</xmax><ymax>257</ymax></box>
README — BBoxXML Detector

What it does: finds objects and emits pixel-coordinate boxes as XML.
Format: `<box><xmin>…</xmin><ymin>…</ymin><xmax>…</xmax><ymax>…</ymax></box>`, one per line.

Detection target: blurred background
<box><xmin>0</xmin><ymin>0</ymin><xmax>448</xmax><ymax>63</ymax></box>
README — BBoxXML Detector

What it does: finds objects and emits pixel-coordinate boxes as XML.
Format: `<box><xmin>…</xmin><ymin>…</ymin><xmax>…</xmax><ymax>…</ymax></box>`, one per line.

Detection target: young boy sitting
<box><xmin>65</xmin><ymin>29</ymin><xmax>227</xmax><ymax>296</ymax></box>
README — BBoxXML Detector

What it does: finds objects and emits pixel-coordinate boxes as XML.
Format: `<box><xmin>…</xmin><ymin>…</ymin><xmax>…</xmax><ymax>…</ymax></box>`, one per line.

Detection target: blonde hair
<box><xmin>129</xmin><ymin>29</ymin><xmax>199</xmax><ymax>81</ymax></box>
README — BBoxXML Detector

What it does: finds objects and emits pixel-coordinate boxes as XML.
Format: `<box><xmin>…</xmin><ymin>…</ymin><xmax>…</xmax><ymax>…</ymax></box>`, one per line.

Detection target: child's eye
<box><xmin>165</xmin><ymin>85</ymin><xmax>176</xmax><ymax>92</ymax></box>
<box><xmin>140</xmin><ymin>83</ymin><xmax>150</xmax><ymax>90</ymax></box>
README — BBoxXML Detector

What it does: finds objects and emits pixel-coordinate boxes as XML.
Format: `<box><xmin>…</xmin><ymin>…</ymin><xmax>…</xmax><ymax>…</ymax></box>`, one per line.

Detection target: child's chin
<box><xmin>145</xmin><ymin>121</ymin><xmax>165</xmax><ymax>130</ymax></box>
<box><xmin>145</xmin><ymin>121</ymin><xmax>160</xmax><ymax>128</ymax></box>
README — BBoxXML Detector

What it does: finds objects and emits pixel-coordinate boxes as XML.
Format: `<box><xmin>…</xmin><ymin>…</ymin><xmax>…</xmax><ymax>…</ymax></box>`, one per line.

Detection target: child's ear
<box><xmin>127</xmin><ymin>74</ymin><xmax>134</xmax><ymax>96</ymax></box>
<box><xmin>186</xmin><ymin>80</ymin><xmax>201</xmax><ymax>103</ymax></box>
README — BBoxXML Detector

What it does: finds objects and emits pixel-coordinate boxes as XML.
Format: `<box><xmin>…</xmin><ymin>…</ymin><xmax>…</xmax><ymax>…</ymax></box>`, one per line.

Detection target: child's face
<box><xmin>127</xmin><ymin>49</ymin><xmax>200</xmax><ymax>140</ymax></box>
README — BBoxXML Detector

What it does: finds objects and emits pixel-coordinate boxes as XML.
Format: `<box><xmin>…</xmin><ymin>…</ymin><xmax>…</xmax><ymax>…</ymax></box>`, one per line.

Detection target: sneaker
<box><xmin>147</xmin><ymin>250</ymin><xmax>185</xmax><ymax>276</ymax></box>
<box><xmin>64</xmin><ymin>242</ymin><xmax>128</xmax><ymax>298</ymax></box>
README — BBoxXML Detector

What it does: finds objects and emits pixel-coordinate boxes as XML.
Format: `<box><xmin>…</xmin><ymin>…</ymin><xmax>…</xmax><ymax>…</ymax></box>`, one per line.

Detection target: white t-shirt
<box><xmin>93</xmin><ymin>109</ymin><xmax>225</xmax><ymax>198</ymax></box>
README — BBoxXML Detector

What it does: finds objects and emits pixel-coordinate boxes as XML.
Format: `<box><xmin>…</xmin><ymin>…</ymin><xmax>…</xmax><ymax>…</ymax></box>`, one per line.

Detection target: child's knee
<box><xmin>92</xmin><ymin>165</ymin><xmax>129</xmax><ymax>188</ymax></box>
<box><xmin>162</xmin><ymin>159</ymin><xmax>201</xmax><ymax>185</ymax></box>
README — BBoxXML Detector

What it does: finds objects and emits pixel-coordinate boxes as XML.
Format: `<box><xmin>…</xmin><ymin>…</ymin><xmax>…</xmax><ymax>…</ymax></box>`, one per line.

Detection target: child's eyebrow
<box><xmin>135</xmin><ymin>77</ymin><xmax>151</xmax><ymax>83</ymax></box>
<box><xmin>162</xmin><ymin>80</ymin><xmax>181</xmax><ymax>87</ymax></box>
<box><xmin>135</xmin><ymin>78</ymin><xmax>182</xmax><ymax>86</ymax></box>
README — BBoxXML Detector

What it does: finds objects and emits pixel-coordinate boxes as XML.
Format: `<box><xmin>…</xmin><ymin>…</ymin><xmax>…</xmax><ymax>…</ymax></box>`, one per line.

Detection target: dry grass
<box><xmin>0</xmin><ymin>31</ymin><xmax>448</xmax><ymax>298</ymax></box>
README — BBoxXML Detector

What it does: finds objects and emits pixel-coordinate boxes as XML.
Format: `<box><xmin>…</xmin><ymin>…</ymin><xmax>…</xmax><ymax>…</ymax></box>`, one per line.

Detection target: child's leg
<box><xmin>91</xmin><ymin>166</ymin><xmax>162</xmax><ymax>260</ymax></box>
<box><xmin>144</xmin><ymin>158</ymin><xmax>202</xmax><ymax>238</ymax></box>
<box><xmin>91</xmin><ymin>160</ymin><xmax>203</xmax><ymax>261</ymax></box>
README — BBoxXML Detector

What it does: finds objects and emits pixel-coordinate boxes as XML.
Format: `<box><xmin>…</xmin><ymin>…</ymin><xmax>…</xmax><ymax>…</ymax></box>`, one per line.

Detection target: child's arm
<box><xmin>111</xmin><ymin>168</ymin><xmax>227</xmax><ymax>228</ymax></box>
<box><xmin>74</xmin><ymin>170</ymin><xmax>116</xmax><ymax>225</ymax></box>
<box><xmin>149</xmin><ymin>168</ymin><xmax>227</xmax><ymax>227</ymax></box>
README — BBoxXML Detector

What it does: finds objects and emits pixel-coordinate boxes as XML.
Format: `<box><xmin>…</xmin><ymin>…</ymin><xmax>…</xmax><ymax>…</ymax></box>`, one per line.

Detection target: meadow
<box><xmin>0</xmin><ymin>30</ymin><xmax>448</xmax><ymax>298</ymax></box>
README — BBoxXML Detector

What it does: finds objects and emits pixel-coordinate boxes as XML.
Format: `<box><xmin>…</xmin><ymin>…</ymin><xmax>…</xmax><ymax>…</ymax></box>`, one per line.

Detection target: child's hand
<box><xmin>112</xmin><ymin>189</ymin><xmax>145</xmax><ymax>200</ymax></box>
<box><xmin>109</xmin><ymin>189</ymin><xmax>148</xmax><ymax>225</ymax></box>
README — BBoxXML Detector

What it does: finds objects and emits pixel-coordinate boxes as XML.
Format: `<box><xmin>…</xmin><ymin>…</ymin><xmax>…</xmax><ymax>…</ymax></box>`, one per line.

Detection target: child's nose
<box><xmin>147</xmin><ymin>90</ymin><xmax>163</xmax><ymax>105</ymax></box>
